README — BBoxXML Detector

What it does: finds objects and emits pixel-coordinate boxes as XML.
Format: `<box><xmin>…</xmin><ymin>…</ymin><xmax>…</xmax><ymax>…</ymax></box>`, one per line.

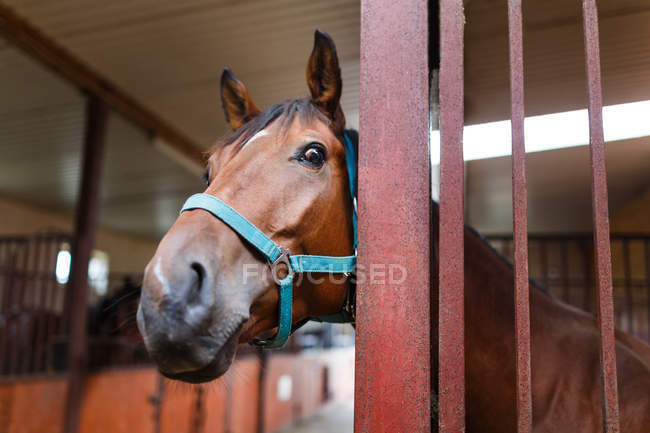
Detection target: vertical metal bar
<box><xmin>224</xmin><ymin>369</ymin><xmax>234</xmax><ymax>433</ymax></box>
<box><xmin>20</xmin><ymin>237</ymin><xmax>40</xmax><ymax>374</ymax></box>
<box><xmin>438</xmin><ymin>1</ymin><xmax>466</xmax><ymax>432</ymax></box>
<box><xmin>356</xmin><ymin>0</ymin><xmax>431</xmax><ymax>431</ymax></box>
<box><xmin>622</xmin><ymin>239</ymin><xmax>633</xmax><ymax>334</ymax></box>
<box><xmin>150</xmin><ymin>373</ymin><xmax>164</xmax><ymax>433</ymax></box>
<box><xmin>63</xmin><ymin>96</ymin><xmax>108</xmax><ymax>433</ymax></box>
<box><xmin>8</xmin><ymin>240</ymin><xmax>29</xmax><ymax>375</ymax></box>
<box><xmin>507</xmin><ymin>0</ymin><xmax>532</xmax><ymax>430</ymax></box>
<box><xmin>645</xmin><ymin>240</ymin><xmax>650</xmax><ymax>342</ymax></box>
<box><xmin>540</xmin><ymin>241</ymin><xmax>549</xmax><ymax>289</ymax></box>
<box><xmin>191</xmin><ymin>386</ymin><xmax>205</xmax><ymax>433</ymax></box>
<box><xmin>582</xmin><ymin>239</ymin><xmax>593</xmax><ymax>313</ymax></box>
<box><xmin>581</xmin><ymin>1</ymin><xmax>621</xmax><ymax>431</ymax></box>
<box><xmin>35</xmin><ymin>236</ymin><xmax>53</xmax><ymax>373</ymax></box>
<box><xmin>256</xmin><ymin>348</ymin><xmax>267</xmax><ymax>433</ymax></box>
<box><xmin>0</xmin><ymin>251</ymin><xmax>17</xmax><ymax>375</ymax></box>
<box><xmin>45</xmin><ymin>238</ymin><xmax>60</xmax><ymax>372</ymax></box>
<box><xmin>561</xmin><ymin>242</ymin><xmax>570</xmax><ymax>303</ymax></box>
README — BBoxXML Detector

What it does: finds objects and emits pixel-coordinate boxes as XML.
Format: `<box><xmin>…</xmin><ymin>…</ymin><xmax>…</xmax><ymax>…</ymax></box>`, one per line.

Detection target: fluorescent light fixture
<box><xmin>430</xmin><ymin>100</ymin><xmax>650</xmax><ymax>164</ymax></box>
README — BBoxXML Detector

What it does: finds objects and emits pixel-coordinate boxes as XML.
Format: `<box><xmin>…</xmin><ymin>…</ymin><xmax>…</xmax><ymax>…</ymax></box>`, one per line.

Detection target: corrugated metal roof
<box><xmin>464</xmin><ymin>0</ymin><xmax>650</xmax><ymax>123</ymax></box>
<box><xmin>3</xmin><ymin>0</ymin><xmax>361</xmax><ymax>144</ymax></box>
<box><xmin>0</xmin><ymin>40</ymin><xmax>204</xmax><ymax>237</ymax></box>
<box><xmin>0</xmin><ymin>0</ymin><xmax>360</xmax><ymax>238</ymax></box>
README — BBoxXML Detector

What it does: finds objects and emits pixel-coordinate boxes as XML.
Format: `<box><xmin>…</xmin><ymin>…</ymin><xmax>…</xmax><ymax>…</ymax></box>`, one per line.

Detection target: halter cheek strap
<box><xmin>179</xmin><ymin>133</ymin><xmax>357</xmax><ymax>349</ymax></box>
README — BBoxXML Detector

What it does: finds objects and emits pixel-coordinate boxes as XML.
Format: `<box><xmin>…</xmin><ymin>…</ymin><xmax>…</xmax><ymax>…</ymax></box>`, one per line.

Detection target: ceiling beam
<box><xmin>0</xmin><ymin>4</ymin><xmax>205</xmax><ymax>171</ymax></box>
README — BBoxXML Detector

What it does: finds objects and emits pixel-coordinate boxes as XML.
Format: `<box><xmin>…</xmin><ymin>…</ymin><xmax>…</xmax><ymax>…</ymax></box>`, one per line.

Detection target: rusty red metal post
<box><xmin>581</xmin><ymin>1</ymin><xmax>621</xmax><ymax>431</ymax></box>
<box><xmin>438</xmin><ymin>1</ymin><xmax>466</xmax><ymax>432</ymax></box>
<box><xmin>507</xmin><ymin>0</ymin><xmax>533</xmax><ymax>431</ymax></box>
<box><xmin>63</xmin><ymin>96</ymin><xmax>108</xmax><ymax>433</ymax></box>
<box><xmin>355</xmin><ymin>0</ymin><xmax>431</xmax><ymax>431</ymax></box>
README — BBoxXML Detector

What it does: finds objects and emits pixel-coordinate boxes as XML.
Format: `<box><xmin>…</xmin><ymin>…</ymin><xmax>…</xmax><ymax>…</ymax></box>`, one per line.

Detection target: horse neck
<box><xmin>431</xmin><ymin>205</ymin><xmax>519</xmax><ymax>423</ymax></box>
<box><xmin>463</xmin><ymin>228</ymin><xmax>517</xmax><ymax>342</ymax></box>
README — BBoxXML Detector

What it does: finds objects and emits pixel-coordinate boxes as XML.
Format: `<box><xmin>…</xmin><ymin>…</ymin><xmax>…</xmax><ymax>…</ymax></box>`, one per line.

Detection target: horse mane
<box><xmin>211</xmin><ymin>98</ymin><xmax>331</xmax><ymax>153</ymax></box>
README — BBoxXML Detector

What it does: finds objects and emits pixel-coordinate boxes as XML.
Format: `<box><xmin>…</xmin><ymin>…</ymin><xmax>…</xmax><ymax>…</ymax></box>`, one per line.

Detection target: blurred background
<box><xmin>0</xmin><ymin>1</ymin><xmax>649</xmax><ymax>432</ymax></box>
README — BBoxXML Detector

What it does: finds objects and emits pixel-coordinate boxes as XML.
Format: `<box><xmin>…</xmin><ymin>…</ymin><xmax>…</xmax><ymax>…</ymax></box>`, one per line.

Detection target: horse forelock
<box><xmin>209</xmin><ymin>98</ymin><xmax>336</xmax><ymax>156</ymax></box>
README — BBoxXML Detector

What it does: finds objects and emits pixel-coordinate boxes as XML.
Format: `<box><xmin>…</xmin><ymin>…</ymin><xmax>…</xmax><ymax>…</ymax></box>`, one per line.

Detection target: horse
<box><xmin>137</xmin><ymin>30</ymin><xmax>650</xmax><ymax>431</ymax></box>
<box><xmin>87</xmin><ymin>277</ymin><xmax>148</xmax><ymax>368</ymax></box>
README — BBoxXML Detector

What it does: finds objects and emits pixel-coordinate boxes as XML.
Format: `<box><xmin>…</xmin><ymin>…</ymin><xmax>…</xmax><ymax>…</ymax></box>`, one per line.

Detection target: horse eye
<box><xmin>203</xmin><ymin>169</ymin><xmax>210</xmax><ymax>186</ymax></box>
<box><xmin>299</xmin><ymin>144</ymin><xmax>326</xmax><ymax>168</ymax></box>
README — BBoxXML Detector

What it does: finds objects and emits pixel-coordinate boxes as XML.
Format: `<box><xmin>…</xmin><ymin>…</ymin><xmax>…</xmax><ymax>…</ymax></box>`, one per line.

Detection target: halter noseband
<box><xmin>179</xmin><ymin>133</ymin><xmax>357</xmax><ymax>349</ymax></box>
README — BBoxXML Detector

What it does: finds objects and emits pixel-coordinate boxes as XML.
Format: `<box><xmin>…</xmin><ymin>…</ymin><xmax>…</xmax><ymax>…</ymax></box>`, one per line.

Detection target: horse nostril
<box><xmin>190</xmin><ymin>262</ymin><xmax>206</xmax><ymax>295</ymax></box>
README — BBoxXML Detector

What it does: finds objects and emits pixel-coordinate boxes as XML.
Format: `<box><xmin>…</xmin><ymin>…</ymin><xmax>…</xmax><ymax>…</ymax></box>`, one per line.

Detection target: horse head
<box><xmin>137</xmin><ymin>30</ymin><xmax>356</xmax><ymax>383</ymax></box>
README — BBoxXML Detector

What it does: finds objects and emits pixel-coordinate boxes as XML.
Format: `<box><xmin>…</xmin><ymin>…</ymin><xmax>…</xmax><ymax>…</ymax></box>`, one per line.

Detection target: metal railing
<box><xmin>437</xmin><ymin>1</ymin><xmax>623</xmax><ymax>431</ymax></box>
<box><xmin>487</xmin><ymin>234</ymin><xmax>650</xmax><ymax>343</ymax></box>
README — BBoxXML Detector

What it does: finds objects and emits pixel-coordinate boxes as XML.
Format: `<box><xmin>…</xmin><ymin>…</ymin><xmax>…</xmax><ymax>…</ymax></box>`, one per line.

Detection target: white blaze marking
<box><xmin>245</xmin><ymin>129</ymin><xmax>269</xmax><ymax>146</ymax></box>
<box><xmin>154</xmin><ymin>257</ymin><xmax>172</xmax><ymax>296</ymax></box>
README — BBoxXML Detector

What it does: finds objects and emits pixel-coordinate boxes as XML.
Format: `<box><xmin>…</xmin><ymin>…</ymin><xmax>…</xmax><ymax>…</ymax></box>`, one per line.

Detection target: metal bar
<box><xmin>0</xmin><ymin>4</ymin><xmax>204</xmax><ymax>171</ymax></box>
<box><xmin>34</xmin><ymin>236</ymin><xmax>53</xmax><ymax>373</ymax></box>
<box><xmin>150</xmin><ymin>374</ymin><xmax>164</xmax><ymax>433</ymax></box>
<box><xmin>225</xmin><ymin>368</ymin><xmax>234</xmax><ymax>433</ymax></box>
<box><xmin>581</xmin><ymin>1</ymin><xmax>621</xmax><ymax>431</ymax></box>
<box><xmin>45</xmin><ymin>238</ymin><xmax>60</xmax><ymax>372</ymax></box>
<box><xmin>191</xmin><ymin>386</ymin><xmax>205</xmax><ymax>433</ymax></box>
<box><xmin>63</xmin><ymin>96</ymin><xmax>108</xmax><ymax>433</ymax></box>
<box><xmin>20</xmin><ymin>237</ymin><xmax>41</xmax><ymax>374</ymax></box>
<box><xmin>561</xmin><ymin>242</ymin><xmax>570</xmax><ymax>303</ymax></box>
<box><xmin>622</xmin><ymin>239</ymin><xmax>634</xmax><ymax>334</ymax></box>
<box><xmin>355</xmin><ymin>0</ymin><xmax>431</xmax><ymax>431</ymax></box>
<box><xmin>0</xmin><ymin>241</ymin><xmax>5</xmax><ymax>373</ymax></box>
<box><xmin>438</xmin><ymin>1</ymin><xmax>466</xmax><ymax>432</ymax></box>
<box><xmin>8</xmin><ymin>240</ymin><xmax>28</xmax><ymax>376</ymax></box>
<box><xmin>488</xmin><ymin>234</ymin><xmax>650</xmax><ymax>242</ymax></box>
<box><xmin>255</xmin><ymin>348</ymin><xmax>267</xmax><ymax>433</ymax></box>
<box><xmin>581</xmin><ymin>240</ymin><xmax>593</xmax><ymax>313</ymax></box>
<box><xmin>645</xmin><ymin>240</ymin><xmax>650</xmax><ymax>342</ymax></box>
<box><xmin>507</xmin><ymin>0</ymin><xmax>532</xmax><ymax>430</ymax></box>
<box><xmin>540</xmin><ymin>241</ymin><xmax>549</xmax><ymax>289</ymax></box>
<box><xmin>0</xmin><ymin>250</ymin><xmax>17</xmax><ymax>375</ymax></box>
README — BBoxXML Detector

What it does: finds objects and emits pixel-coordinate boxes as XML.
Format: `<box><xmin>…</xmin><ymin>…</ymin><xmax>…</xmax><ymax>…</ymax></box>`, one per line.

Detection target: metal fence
<box><xmin>487</xmin><ymin>234</ymin><xmax>650</xmax><ymax>343</ymax></box>
<box><xmin>437</xmin><ymin>0</ymin><xmax>621</xmax><ymax>431</ymax></box>
<box><xmin>0</xmin><ymin>233</ymin><xmax>150</xmax><ymax>378</ymax></box>
<box><xmin>0</xmin><ymin>233</ymin><xmax>354</xmax><ymax>379</ymax></box>
<box><xmin>0</xmin><ymin>233</ymin><xmax>71</xmax><ymax>377</ymax></box>
<box><xmin>357</xmin><ymin>0</ymin><xmax>633</xmax><ymax>432</ymax></box>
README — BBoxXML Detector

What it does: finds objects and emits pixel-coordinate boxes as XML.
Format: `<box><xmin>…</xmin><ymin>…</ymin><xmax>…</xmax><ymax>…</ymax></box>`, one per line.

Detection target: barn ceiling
<box><xmin>466</xmin><ymin>136</ymin><xmax>650</xmax><ymax>234</ymax></box>
<box><xmin>464</xmin><ymin>0</ymin><xmax>650</xmax><ymax>124</ymax></box>
<box><xmin>0</xmin><ymin>0</ymin><xmax>648</xmax><ymax>239</ymax></box>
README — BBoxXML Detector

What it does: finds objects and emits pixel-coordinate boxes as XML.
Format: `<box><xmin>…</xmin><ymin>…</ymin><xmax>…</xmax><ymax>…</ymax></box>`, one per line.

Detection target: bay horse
<box><xmin>137</xmin><ymin>31</ymin><xmax>650</xmax><ymax>431</ymax></box>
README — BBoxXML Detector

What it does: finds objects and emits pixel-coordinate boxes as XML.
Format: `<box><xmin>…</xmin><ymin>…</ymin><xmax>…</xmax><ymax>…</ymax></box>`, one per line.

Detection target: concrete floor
<box><xmin>280</xmin><ymin>398</ymin><xmax>353</xmax><ymax>433</ymax></box>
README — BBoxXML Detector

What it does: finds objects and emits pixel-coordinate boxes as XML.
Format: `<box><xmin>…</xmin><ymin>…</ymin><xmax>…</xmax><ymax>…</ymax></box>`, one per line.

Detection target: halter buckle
<box><xmin>270</xmin><ymin>247</ymin><xmax>293</xmax><ymax>283</ymax></box>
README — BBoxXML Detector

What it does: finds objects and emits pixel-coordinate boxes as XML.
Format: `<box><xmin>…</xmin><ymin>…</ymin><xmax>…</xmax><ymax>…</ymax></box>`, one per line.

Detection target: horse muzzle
<box><xmin>137</xmin><ymin>219</ymin><xmax>250</xmax><ymax>383</ymax></box>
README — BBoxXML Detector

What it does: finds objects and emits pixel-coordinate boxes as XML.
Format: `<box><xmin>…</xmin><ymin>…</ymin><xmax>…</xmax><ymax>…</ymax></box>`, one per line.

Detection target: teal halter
<box><xmin>180</xmin><ymin>133</ymin><xmax>357</xmax><ymax>349</ymax></box>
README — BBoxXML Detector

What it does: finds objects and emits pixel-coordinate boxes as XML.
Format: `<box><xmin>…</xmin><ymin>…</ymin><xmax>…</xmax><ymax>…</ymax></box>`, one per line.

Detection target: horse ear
<box><xmin>306</xmin><ymin>30</ymin><xmax>344</xmax><ymax>125</ymax></box>
<box><xmin>220</xmin><ymin>67</ymin><xmax>261</xmax><ymax>131</ymax></box>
